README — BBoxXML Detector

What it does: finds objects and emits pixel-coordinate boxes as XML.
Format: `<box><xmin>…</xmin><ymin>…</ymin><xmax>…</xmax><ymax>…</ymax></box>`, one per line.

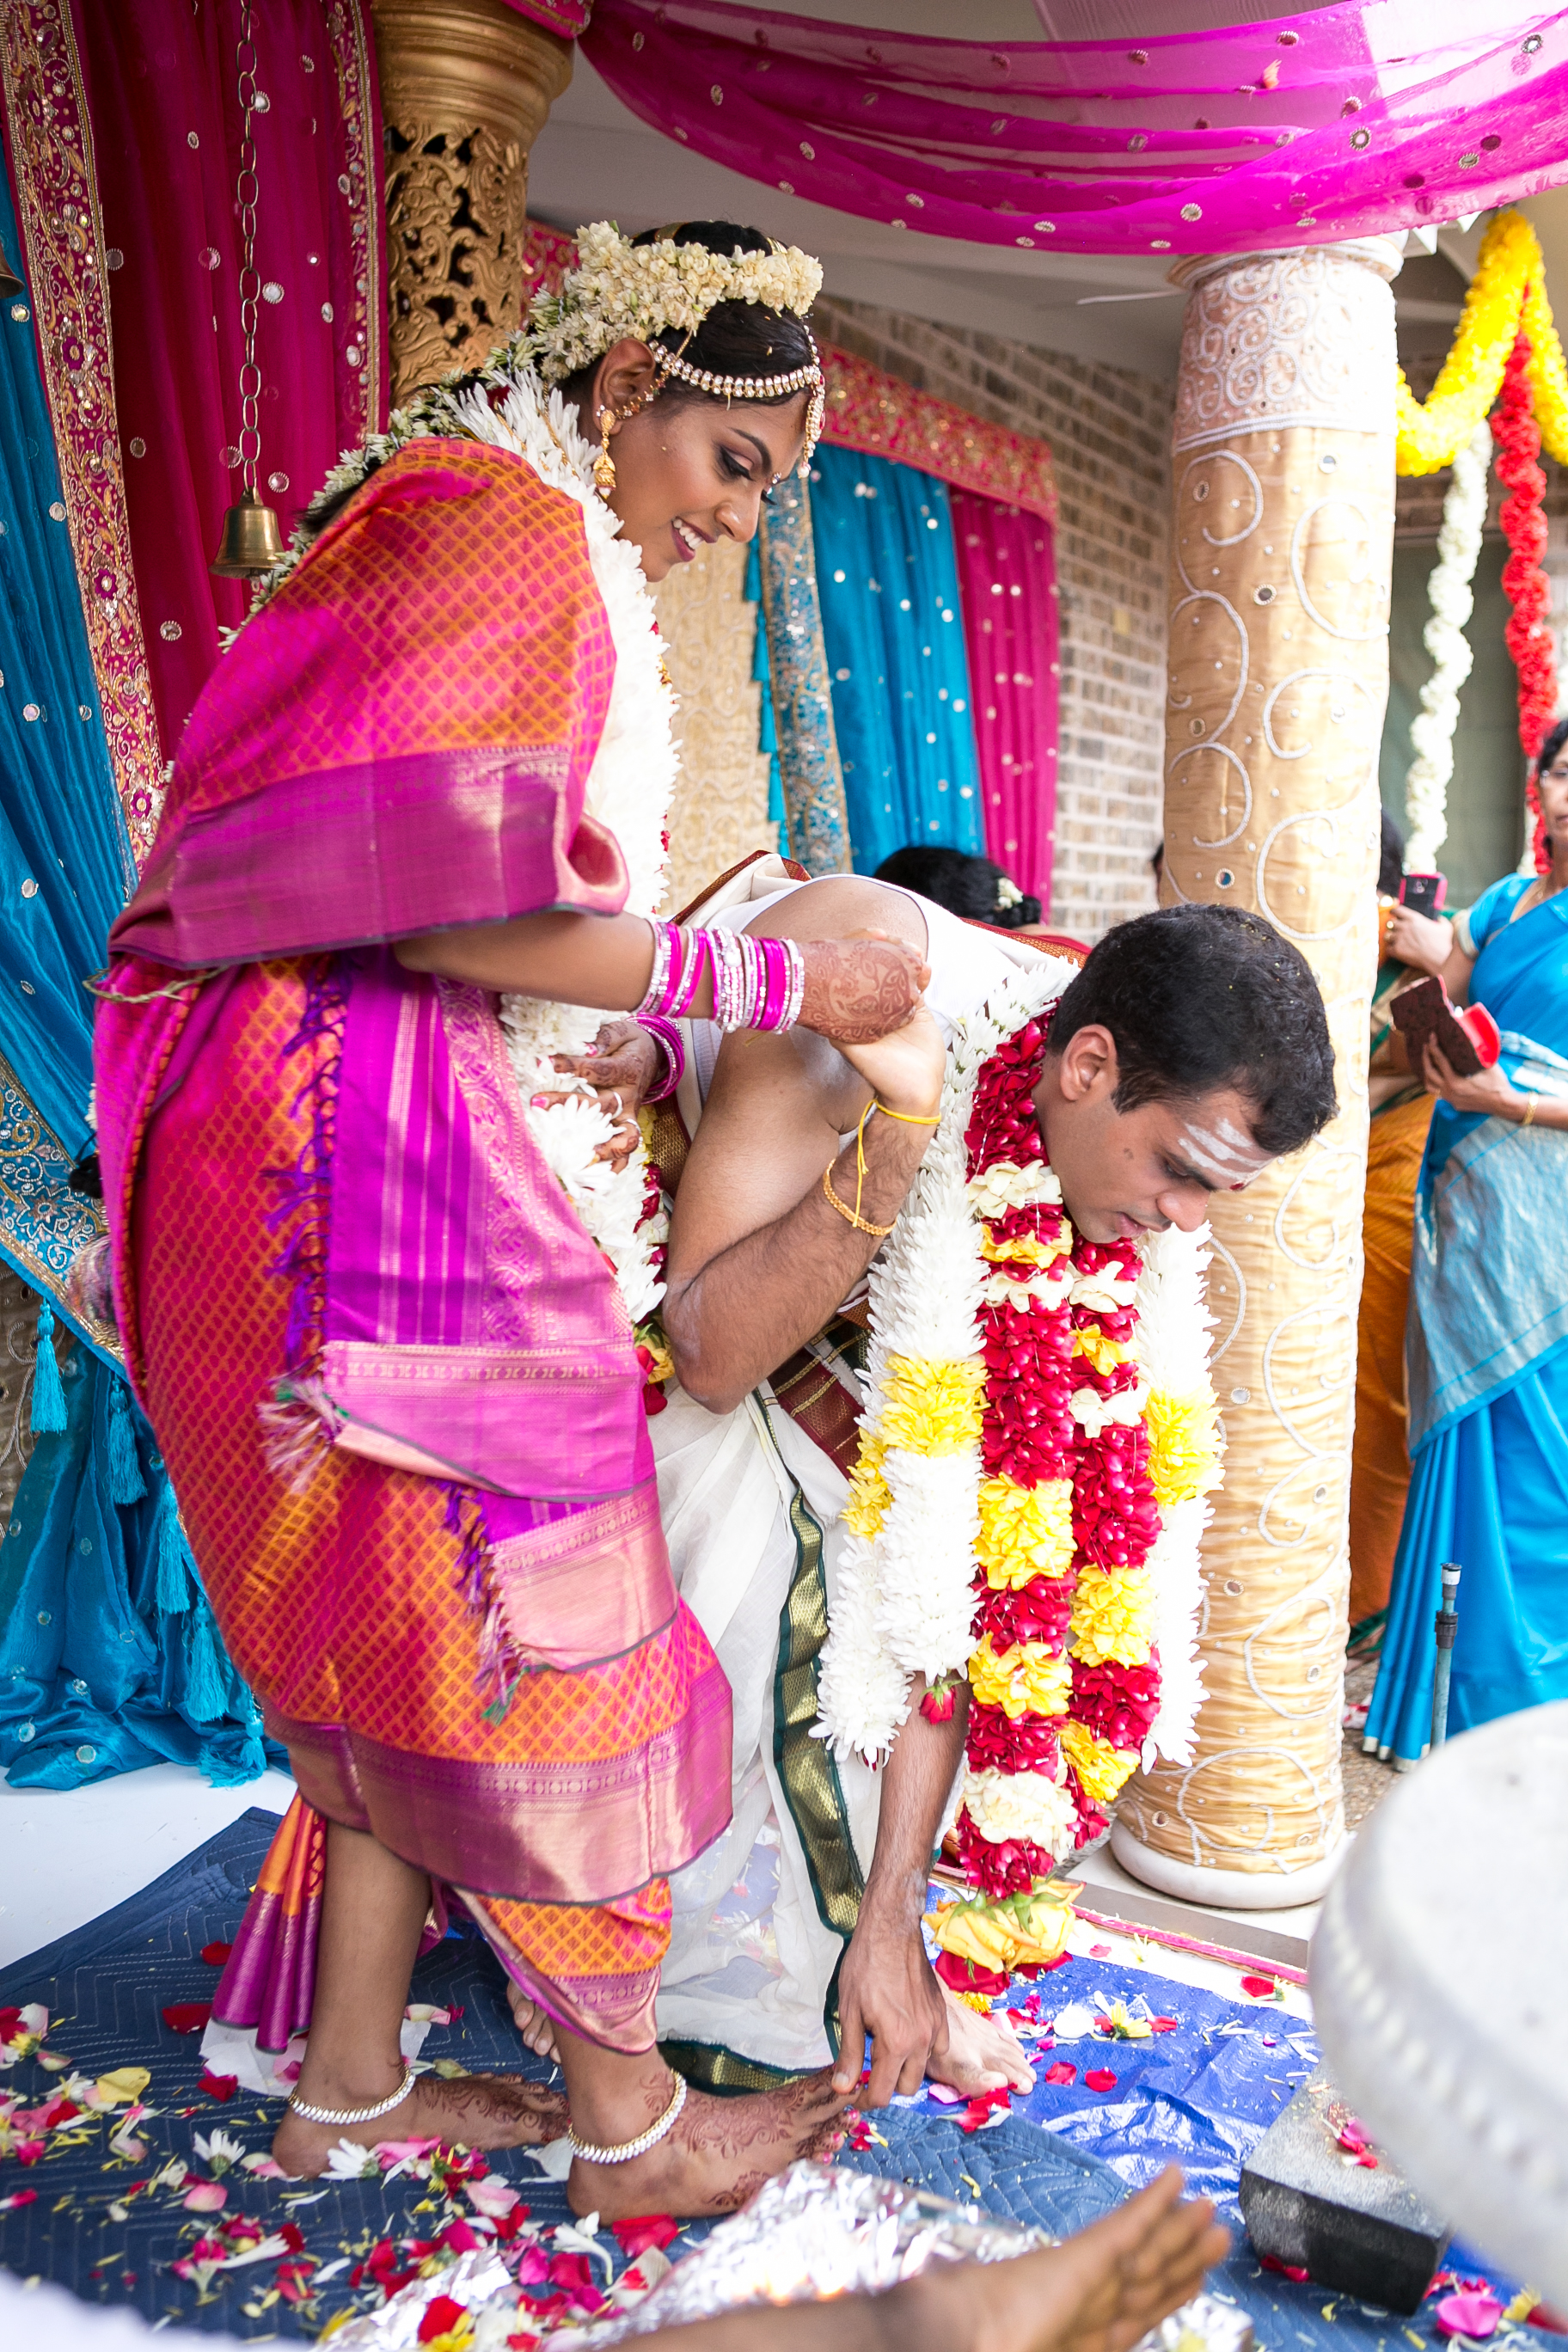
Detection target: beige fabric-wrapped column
<box><xmin>653</xmin><ymin>540</ymin><xmax>779</xmax><ymax>915</ymax></box>
<box><xmin>1112</xmin><ymin>237</ymin><xmax>1403</xmax><ymax>1907</ymax></box>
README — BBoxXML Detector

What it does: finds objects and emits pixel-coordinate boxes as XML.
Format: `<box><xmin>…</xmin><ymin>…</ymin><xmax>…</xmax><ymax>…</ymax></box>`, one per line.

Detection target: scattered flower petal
<box><xmin>1436</xmin><ymin>2293</ymin><xmax>1504</xmax><ymax>2339</ymax></box>
<box><xmin>199</xmin><ymin>2070</ymin><xmax>239</xmax><ymax>2104</ymax></box>
<box><xmin>160</xmin><ymin>2003</ymin><xmax>213</xmax><ymax>2036</ymax></box>
<box><xmin>183</xmin><ymin>2181</ymin><xmax>228</xmax><ymax>2212</ymax></box>
<box><xmin>610</xmin><ymin>2214</ymin><xmax>678</xmax><ymax>2257</ymax></box>
<box><xmin>200</xmin><ymin>1942</ymin><xmax>234</xmax><ymax>1967</ymax></box>
<box><xmin>1044</xmin><ymin>2061</ymin><xmax>1077</xmax><ymax>2086</ymax></box>
<box><xmin>1240</xmin><ymin>1975</ymin><xmax>1277</xmax><ymax>2000</ymax></box>
<box><xmin>1084</xmin><ymin>2067</ymin><xmax>1118</xmax><ymax>2092</ymax></box>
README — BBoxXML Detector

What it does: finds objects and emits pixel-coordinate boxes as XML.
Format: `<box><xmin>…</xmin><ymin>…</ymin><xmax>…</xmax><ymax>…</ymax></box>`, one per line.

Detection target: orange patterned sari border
<box><xmin>819</xmin><ymin>341</ymin><xmax>1056</xmax><ymax>523</ymax></box>
<box><xmin>0</xmin><ymin>0</ymin><xmax>165</xmax><ymax>865</ymax></box>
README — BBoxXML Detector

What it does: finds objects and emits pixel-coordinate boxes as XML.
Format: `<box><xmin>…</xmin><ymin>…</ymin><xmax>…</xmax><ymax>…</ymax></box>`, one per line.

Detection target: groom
<box><xmin>530</xmin><ymin>873</ymin><xmax>1336</xmax><ymax>2102</ymax></box>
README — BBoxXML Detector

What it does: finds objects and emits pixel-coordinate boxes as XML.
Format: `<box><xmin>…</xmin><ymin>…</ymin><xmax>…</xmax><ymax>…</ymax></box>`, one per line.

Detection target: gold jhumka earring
<box><xmin>593</xmin><ymin>407</ymin><xmax>618</xmax><ymax>497</ymax></box>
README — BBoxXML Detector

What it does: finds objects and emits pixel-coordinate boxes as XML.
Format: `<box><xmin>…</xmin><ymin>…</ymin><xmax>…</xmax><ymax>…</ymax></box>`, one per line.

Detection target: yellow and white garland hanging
<box><xmin>1396</xmin><ymin>210</ymin><xmax>1568</xmax><ymax>476</ymax></box>
<box><xmin>814</xmin><ymin>960</ymin><xmax>1223</xmax><ymax>1903</ymax></box>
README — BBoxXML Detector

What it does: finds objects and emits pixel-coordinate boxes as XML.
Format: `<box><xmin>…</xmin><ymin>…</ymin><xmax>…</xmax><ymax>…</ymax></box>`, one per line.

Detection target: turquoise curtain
<box><xmin>809</xmin><ymin>447</ymin><xmax>984</xmax><ymax>874</ymax></box>
<box><xmin>0</xmin><ymin>154</ymin><xmax>267</xmax><ymax>1788</ymax></box>
<box><xmin>744</xmin><ymin>536</ymin><xmax>786</xmax><ymax>852</ymax></box>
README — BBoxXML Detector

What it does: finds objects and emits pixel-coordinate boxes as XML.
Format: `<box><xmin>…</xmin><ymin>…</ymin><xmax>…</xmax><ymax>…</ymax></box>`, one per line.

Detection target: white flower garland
<box><xmin>1403</xmin><ymin>420</ymin><xmax>1491</xmax><ymax>873</ymax></box>
<box><xmin>528</xmin><ymin>222</ymin><xmax>822</xmax><ymax>386</ymax></box>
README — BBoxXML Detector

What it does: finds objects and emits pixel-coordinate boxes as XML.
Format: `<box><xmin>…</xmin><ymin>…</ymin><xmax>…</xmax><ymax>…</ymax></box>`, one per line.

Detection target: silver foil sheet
<box><xmin>326</xmin><ymin>2162</ymin><xmax>1253</xmax><ymax>2352</ymax></box>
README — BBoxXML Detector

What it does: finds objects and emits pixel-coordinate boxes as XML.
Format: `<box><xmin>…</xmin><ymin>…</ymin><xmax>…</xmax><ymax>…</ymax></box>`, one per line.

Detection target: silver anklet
<box><xmin>567</xmin><ymin>2072</ymin><xmax>686</xmax><ymax>2166</ymax></box>
<box><xmin>287</xmin><ymin>2067</ymin><xmax>417</xmax><ymax>2128</ymax></box>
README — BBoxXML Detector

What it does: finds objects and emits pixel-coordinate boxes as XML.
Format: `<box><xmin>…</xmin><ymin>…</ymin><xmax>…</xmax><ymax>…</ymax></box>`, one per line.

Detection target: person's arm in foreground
<box><xmin>394</xmin><ymin>908</ymin><xmax>928</xmax><ymax>1042</ymax></box>
<box><xmin>655</xmin><ymin>2171</ymin><xmax>1228</xmax><ymax>2352</ymax></box>
<box><xmin>663</xmin><ymin>882</ymin><xmax>942</xmax><ymax>1412</ymax></box>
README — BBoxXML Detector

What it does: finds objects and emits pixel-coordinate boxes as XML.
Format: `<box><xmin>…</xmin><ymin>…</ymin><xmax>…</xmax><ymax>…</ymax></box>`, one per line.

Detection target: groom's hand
<box><xmin>834</xmin><ymin>1905</ymin><xmax>948</xmax><ymax>2107</ymax></box>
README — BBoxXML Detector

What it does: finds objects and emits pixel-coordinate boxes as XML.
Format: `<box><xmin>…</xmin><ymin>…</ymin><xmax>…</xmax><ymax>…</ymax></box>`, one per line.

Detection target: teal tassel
<box><xmin>150</xmin><ymin>1481</ymin><xmax>193</xmax><ymax>1615</ymax></box>
<box><xmin>182</xmin><ymin>1600</ymin><xmax>232</xmax><ymax>1725</ymax></box>
<box><xmin>29</xmin><ymin>1304</ymin><xmax>66</xmax><ymax>1435</ymax></box>
<box><xmin>106</xmin><ymin>1376</ymin><xmax>147</xmax><ymax>1505</ymax></box>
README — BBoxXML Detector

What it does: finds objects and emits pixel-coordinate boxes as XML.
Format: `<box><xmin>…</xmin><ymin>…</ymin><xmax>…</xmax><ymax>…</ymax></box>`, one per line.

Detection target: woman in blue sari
<box><xmin>1366</xmin><ymin>725</ymin><xmax>1568</xmax><ymax>1764</ymax></box>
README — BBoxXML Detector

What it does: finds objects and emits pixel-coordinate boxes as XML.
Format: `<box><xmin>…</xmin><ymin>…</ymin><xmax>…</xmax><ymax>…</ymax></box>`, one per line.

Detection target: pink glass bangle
<box><xmin>640</xmin><ymin>1015</ymin><xmax>685</xmax><ymax>1102</ymax></box>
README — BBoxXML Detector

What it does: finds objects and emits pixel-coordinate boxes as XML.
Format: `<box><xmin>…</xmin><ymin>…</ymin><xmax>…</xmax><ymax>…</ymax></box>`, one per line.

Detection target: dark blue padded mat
<box><xmin>0</xmin><ymin>1811</ymin><xmax>1118</xmax><ymax>2337</ymax></box>
<box><xmin>0</xmin><ymin>1810</ymin><xmax>1550</xmax><ymax>2348</ymax></box>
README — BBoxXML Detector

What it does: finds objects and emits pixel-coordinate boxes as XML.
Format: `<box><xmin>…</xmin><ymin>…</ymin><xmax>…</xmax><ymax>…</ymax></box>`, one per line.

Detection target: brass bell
<box><xmin>0</xmin><ymin>230</ymin><xmax>21</xmax><ymax>302</ymax></box>
<box><xmin>210</xmin><ymin>488</ymin><xmax>285</xmax><ymax>578</ymax></box>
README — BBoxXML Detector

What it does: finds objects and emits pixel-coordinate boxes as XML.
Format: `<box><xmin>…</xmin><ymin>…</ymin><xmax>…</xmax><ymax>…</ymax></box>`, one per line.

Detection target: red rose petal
<box><xmin>1261</xmin><ymin>2255</ymin><xmax>1310</xmax><ymax>2282</ymax></box>
<box><xmin>419</xmin><ymin>2297</ymin><xmax>469</xmax><ymax>2343</ymax></box>
<box><xmin>1044</xmin><ymin>2061</ymin><xmax>1076</xmax><ymax>2086</ymax></box>
<box><xmin>1084</xmin><ymin>2068</ymin><xmax>1118</xmax><ymax>2092</ymax></box>
<box><xmin>199</xmin><ymin>2069</ymin><xmax>238</xmax><ymax>2102</ymax></box>
<box><xmin>1240</xmin><ymin>1975</ymin><xmax>1277</xmax><ymax>2000</ymax></box>
<box><xmin>161</xmin><ymin>2001</ymin><xmax>213</xmax><ymax>2035</ymax></box>
<box><xmin>199</xmin><ymin>1942</ymin><xmax>233</xmax><ymax>1967</ymax></box>
<box><xmin>611</xmin><ymin>2215</ymin><xmax>678</xmax><ymax>2256</ymax></box>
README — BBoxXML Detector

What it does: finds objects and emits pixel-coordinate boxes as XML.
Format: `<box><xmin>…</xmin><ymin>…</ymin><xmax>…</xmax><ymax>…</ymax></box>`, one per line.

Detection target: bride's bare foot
<box><xmin>507</xmin><ymin>1981</ymin><xmax>562</xmax><ymax>2063</ymax></box>
<box><xmin>567</xmin><ymin>2065</ymin><xmax>847</xmax><ymax>2220</ymax></box>
<box><xmin>929</xmin><ymin>1988</ymin><xmax>1035</xmax><ymax>2098</ymax></box>
<box><xmin>897</xmin><ymin>2168</ymin><xmax>1229</xmax><ymax>2352</ymax></box>
<box><xmin>273</xmin><ymin>2070</ymin><xmax>569</xmax><ymax>2179</ymax></box>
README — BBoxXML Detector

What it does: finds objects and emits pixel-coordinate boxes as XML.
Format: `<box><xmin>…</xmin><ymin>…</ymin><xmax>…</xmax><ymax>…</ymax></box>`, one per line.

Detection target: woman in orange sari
<box><xmin>93</xmin><ymin>223</ymin><xmax>925</xmax><ymax>2207</ymax></box>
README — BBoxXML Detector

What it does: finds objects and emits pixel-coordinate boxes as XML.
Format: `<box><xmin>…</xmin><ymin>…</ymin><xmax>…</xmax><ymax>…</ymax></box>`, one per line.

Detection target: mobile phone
<box><xmin>1399</xmin><ymin>873</ymin><xmax>1448</xmax><ymax>919</ymax></box>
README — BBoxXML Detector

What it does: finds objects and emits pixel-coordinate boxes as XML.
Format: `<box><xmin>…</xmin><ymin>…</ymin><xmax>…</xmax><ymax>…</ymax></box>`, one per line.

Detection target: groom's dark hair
<box><xmin>1049</xmin><ymin>903</ymin><xmax>1337</xmax><ymax>1158</ymax></box>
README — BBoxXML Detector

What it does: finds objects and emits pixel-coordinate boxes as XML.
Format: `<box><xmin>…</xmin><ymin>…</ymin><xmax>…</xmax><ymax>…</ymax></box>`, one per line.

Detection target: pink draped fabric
<box><xmin>70</xmin><ymin>0</ymin><xmax>386</xmax><ymax>766</ymax></box>
<box><xmin>951</xmin><ymin>489</ymin><xmax>1059</xmax><ymax>910</ymax></box>
<box><xmin>582</xmin><ymin>0</ymin><xmax>1568</xmax><ymax>258</ymax></box>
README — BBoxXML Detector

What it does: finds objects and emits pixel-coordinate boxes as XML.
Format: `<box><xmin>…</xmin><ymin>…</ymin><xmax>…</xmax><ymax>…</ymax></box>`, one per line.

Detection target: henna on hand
<box><xmin>799</xmin><ymin>937</ymin><xmax>927</xmax><ymax>1044</ymax></box>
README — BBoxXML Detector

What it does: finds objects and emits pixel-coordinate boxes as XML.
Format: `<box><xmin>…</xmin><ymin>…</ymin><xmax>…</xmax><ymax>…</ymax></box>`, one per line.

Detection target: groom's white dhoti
<box><xmin>648</xmin><ymin>860</ymin><xmax>1068</xmax><ymax>2086</ymax></box>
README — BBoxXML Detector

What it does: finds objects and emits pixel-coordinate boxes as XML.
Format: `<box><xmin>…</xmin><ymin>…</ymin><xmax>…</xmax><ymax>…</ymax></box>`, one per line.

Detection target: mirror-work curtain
<box><xmin>810</xmin><ymin>447</ymin><xmax>985</xmax><ymax>876</ymax></box>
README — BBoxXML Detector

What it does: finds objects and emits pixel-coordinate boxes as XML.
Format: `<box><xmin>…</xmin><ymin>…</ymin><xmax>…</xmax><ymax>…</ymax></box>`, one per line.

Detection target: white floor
<box><xmin>1066</xmin><ymin>1836</ymin><xmax>1329</xmax><ymax>1947</ymax></box>
<box><xmin>0</xmin><ymin>1761</ymin><xmax>295</xmax><ymax>1969</ymax></box>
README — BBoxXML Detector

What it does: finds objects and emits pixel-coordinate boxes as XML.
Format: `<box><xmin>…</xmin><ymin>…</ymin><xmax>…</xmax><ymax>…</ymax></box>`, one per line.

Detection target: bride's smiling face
<box><xmin>581</xmin><ymin>339</ymin><xmax>810</xmax><ymax>583</ymax></box>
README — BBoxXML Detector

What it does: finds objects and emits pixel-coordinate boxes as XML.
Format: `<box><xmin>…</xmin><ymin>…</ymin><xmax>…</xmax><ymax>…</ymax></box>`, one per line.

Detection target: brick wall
<box><xmin>812</xmin><ymin>295</ymin><xmax>1174</xmax><ymax>940</ymax></box>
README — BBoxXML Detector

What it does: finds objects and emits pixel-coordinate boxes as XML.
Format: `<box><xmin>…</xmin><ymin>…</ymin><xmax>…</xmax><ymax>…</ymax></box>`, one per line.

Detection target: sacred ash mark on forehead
<box><xmin>1174</xmin><ymin>1112</ymin><xmax>1272</xmax><ymax>1192</ymax></box>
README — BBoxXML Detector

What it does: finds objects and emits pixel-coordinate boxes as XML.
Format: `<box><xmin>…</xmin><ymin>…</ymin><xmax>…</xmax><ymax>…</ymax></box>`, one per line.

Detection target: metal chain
<box><xmin>234</xmin><ymin>2</ymin><xmax>262</xmax><ymax>499</ymax></box>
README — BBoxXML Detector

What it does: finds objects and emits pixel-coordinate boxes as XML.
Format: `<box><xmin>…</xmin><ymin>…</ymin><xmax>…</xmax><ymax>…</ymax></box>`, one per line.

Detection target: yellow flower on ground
<box><xmin>91</xmin><ymin>2067</ymin><xmax>152</xmax><ymax>2110</ymax></box>
<box><xmin>879</xmin><ymin>1354</ymin><xmax>985</xmax><ymax>1455</ymax></box>
<box><xmin>1060</xmin><ymin>1718</ymin><xmax>1140</xmax><ymax>1806</ymax></box>
<box><xmin>968</xmin><ymin>1632</ymin><xmax>1072</xmax><ymax>1720</ymax></box>
<box><xmin>843</xmin><ymin>1433</ymin><xmax>891</xmax><ymax>1536</ymax></box>
<box><xmin>1144</xmin><ymin>1388</ymin><xmax>1223</xmax><ymax>1506</ymax></box>
<box><xmin>934</xmin><ymin>1882</ymin><xmax>1078</xmax><ymax>1972</ymax></box>
<box><xmin>977</xmin><ymin>1474</ymin><xmax>1075</xmax><ymax>1588</ymax></box>
<box><xmin>1069</xmin><ymin>1567</ymin><xmax>1156</xmax><ymax>1668</ymax></box>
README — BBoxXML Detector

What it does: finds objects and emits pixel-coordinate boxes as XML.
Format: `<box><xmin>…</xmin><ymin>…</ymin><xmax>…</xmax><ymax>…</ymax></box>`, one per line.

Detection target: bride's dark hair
<box><xmin>556</xmin><ymin>221</ymin><xmax>816</xmax><ymax>424</ymax></box>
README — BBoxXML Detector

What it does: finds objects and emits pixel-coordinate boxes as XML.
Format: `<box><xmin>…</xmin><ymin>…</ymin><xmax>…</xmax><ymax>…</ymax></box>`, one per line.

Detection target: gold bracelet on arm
<box><xmin>822</xmin><ymin>1100</ymin><xmax>897</xmax><ymax>1237</ymax></box>
<box><xmin>1521</xmin><ymin>1093</ymin><xmax>1537</xmax><ymax>1128</ymax></box>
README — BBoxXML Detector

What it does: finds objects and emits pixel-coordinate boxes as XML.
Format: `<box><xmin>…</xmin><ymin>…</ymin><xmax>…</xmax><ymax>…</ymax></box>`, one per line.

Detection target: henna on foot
<box><xmin>273</xmin><ymin>2070</ymin><xmax>568</xmax><ymax>2179</ymax></box>
<box><xmin>567</xmin><ymin>2066</ymin><xmax>848</xmax><ymax>2221</ymax></box>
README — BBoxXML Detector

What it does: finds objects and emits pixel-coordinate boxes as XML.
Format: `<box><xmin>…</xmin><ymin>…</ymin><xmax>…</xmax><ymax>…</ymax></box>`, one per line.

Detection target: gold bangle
<box><xmin>822</xmin><ymin>1160</ymin><xmax>895</xmax><ymax>1237</ymax></box>
<box><xmin>874</xmin><ymin>1100</ymin><xmax>940</xmax><ymax>1125</ymax></box>
<box><xmin>1522</xmin><ymin>1094</ymin><xmax>1536</xmax><ymax>1128</ymax></box>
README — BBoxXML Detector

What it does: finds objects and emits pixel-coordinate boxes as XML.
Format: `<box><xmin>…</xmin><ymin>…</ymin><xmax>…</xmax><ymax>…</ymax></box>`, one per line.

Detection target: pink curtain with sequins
<box><xmin>951</xmin><ymin>488</ymin><xmax>1059</xmax><ymax>912</ymax></box>
<box><xmin>70</xmin><ymin>0</ymin><xmax>386</xmax><ymax>764</ymax></box>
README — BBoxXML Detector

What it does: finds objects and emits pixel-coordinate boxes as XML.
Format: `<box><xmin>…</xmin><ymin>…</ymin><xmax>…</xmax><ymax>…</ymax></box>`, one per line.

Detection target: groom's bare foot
<box><xmin>897</xmin><ymin>2169</ymin><xmax>1228</xmax><ymax>2352</ymax></box>
<box><xmin>507</xmin><ymin>1981</ymin><xmax>562</xmax><ymax>2063</ymax></box>
<box><xmin>929</xmin><ymin>1987</ymin><xmax>1035</xmax><ymax>2098</ymax></box>
<box><xmin>273</xmin><ymin>2070</ymin><xmax>568</xmax><ymax>2179</ymax></box>
<box><xmin>567</xmin><ymin>2067</ymin><xmax>847</xmax><ymax>2220</ymax></box>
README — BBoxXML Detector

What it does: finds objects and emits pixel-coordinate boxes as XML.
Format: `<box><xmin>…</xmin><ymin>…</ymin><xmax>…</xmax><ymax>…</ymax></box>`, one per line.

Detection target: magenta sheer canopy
<box><xmin>574</xmin><ymin>0</ymin><xmax>1568</xmax><ymax>257</ymax></box>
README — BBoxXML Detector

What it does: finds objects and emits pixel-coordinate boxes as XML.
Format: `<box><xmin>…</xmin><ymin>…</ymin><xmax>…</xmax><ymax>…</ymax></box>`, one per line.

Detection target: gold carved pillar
<box><xmin>1112</xmin><ymin>237</ymin><xmax>1403</xmax><ymax>1907</ymax></box>
<box><xmin>371</xmin><ymin>0</ymin><xmax>573</xmax><ymax>404</ymax></box>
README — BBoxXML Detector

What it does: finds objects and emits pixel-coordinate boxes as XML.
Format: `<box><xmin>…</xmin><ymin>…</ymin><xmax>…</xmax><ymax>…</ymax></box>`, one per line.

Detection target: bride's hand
<box><xmin>530</xmin><ymin>1019</ymin><xmax>659</xmax><ymax>1170</ymax></box>
<box><xmin>797</xmin><ymin>929</ymin><xmax>930</xmax><ymax>1045</ymax></box>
